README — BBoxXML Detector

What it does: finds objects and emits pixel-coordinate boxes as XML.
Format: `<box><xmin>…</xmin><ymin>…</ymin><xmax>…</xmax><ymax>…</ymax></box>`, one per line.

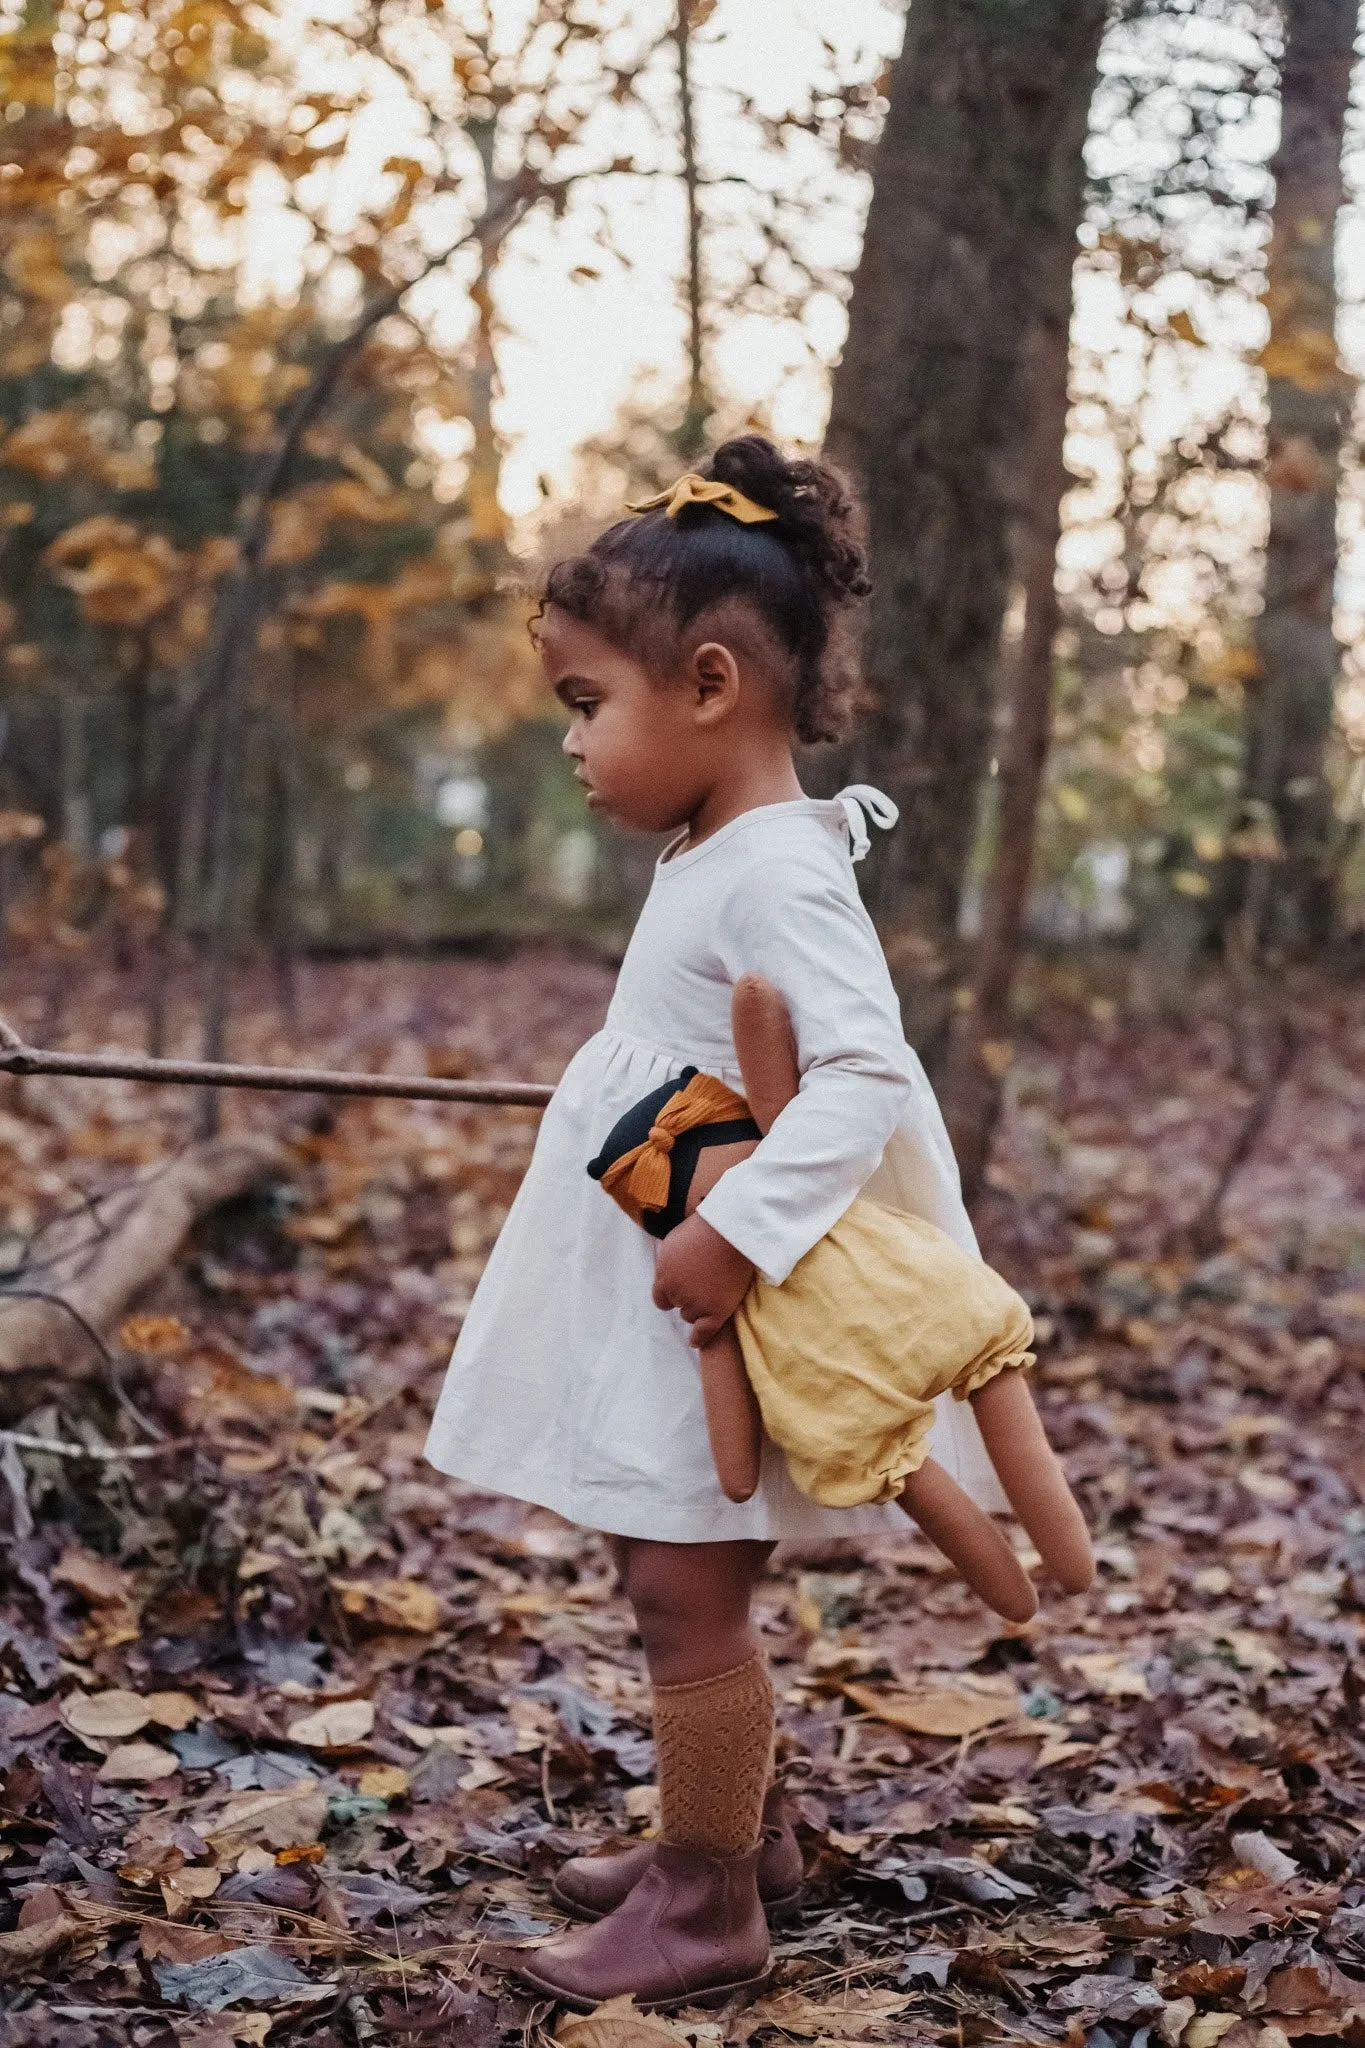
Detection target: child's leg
<box><xmin>969</xmin><ymin>1369</ymin><xmax>1095</xmax><ymax>1593</ymax></box>
<box><xmin>520</xmin><ymin>1538</ymin><xmax>775</xmax><ymax>2008</ymax></box>
<box><xmin>620</xmin><ymin>1537</ymin><xmax>774</xmax><ymax>1856</ymax></box>
<box><xmin>897</xmin><ymin>1459</ymin><xmax>1039</xmax><ymax>1622</ymax></box>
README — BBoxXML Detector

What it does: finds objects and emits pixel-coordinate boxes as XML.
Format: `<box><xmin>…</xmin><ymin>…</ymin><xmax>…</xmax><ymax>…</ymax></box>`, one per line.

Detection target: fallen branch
<box><xmin>0</xmin><ymin>1016</ymin><xmax>553</xmax><ymax>1107</ymax></box>
<box><xmin>0</xmin><ymin>1430</ymin><xmax>193</xmax><ymax>1460</ymax></box>
<box><xmin>0</xmin><ymin>1134</ymin><xmax>289</xmax><ymax>1378</ymax></box>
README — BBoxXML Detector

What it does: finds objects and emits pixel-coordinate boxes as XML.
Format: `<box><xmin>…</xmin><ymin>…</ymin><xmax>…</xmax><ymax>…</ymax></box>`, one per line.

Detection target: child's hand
<box><xmin>652</xmin><ymin>1213</ymin><xmax>756</xmax><ymax>1347</ymax></box>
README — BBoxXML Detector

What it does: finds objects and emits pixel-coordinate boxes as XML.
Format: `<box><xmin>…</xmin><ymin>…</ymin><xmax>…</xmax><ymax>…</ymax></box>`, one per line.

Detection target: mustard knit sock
<box><xmin>652</xmin><ymin>1653</ymin><xmax>774</xmax><ymax>1858</ymax></box>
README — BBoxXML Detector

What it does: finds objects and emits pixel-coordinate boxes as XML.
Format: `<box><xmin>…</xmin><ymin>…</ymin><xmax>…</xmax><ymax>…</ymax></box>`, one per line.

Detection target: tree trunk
<box><xmin>1237</xmin><ymin>0</ymin><xmax>1357</xmax><ymax>951</ymax></box>
<box><xmin>826</xmin><ymin>0</ymin><xmax>1107</xmax><ymax>1058</ymax></box>
<box><xmin>675</xmin><ymin>0</ymin><xmax>708</xmax><ymax>459</ymax></box>
<box><xmin>938</xmin><ymin>303</ymin><xmax>1075</xmax><ymax>1203</ymax></box>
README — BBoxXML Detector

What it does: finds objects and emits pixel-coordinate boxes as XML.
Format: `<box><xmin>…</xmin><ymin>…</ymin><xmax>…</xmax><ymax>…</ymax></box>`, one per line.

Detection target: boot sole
<box><xmin>550</xmin><ymin>1876</ymin><xmax>802</xmax><ymax>1923</ymax></box>
<box><xmin>515</xmin><ymin>1960</ymin><xmax>772</xmax><ymax>2014</ymax></box>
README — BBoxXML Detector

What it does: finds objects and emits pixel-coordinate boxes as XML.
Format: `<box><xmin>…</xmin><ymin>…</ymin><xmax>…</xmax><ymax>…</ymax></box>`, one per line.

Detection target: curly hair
<box><xmin>538</xmin><ymin>435</ymin><xmax>871</xmax><ymax>745</ymax></box>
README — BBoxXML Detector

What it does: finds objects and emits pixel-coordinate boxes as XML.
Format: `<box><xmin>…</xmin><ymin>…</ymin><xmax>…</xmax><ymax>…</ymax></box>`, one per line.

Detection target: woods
<box><xmin>0</xmin><ymin>0</ymin><xmax>1363</xmax><ymax>2038</ymax></box>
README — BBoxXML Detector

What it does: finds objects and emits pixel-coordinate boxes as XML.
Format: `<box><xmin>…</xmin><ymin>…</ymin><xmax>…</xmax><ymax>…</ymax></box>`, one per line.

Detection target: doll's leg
<box><xmin>699</xmin><ymin>1327</ymin><xmax>763</xmax><ymax>1502</ymax></box>
<box><xmin>898</xmin><ymin>1459</ymin><xmax>1039</xmax><ymax>1622</ymax></box>
<box><xmin>522</xmin><ymin>1538</ymin><xmax>774</xmax><ymax>2008</ymax></box>
<box><xmin>969</xmin><ymin>1369</ymin><xmax>1094</xmax><ymax>1593</ymax></box>
<box><xmin>732</xmin><ymin>973</ymin><xmax>800</xmax><ymax>1136</ymax></box>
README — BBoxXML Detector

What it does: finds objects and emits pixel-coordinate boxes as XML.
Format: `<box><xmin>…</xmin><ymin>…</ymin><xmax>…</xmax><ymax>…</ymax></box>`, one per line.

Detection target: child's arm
<box><xmin>696</xmin><ymin>858</ymin><xmax>917</xmax><ymax>1286</ymax></box>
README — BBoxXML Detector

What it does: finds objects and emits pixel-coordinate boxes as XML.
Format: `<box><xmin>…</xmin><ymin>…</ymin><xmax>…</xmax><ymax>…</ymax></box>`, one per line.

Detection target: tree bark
<box><xmin>1237</xmin><ymin>0</ymin><xmax>1357</xmax><ymax>950</ymax></box>
<box><xmin>938</xmin><ymin>300</ymin><xmax>1075</xmax><ymax>1203</ymax></box>
<box><xmin>826</xmin><ymin>0</ymin><xmax>1107</xmax><ymax>1058</ymax></box>
<box><xmin>675</xmin><ymin>0</ymin><xmax>707</xmax><ymax>459</ymax></box>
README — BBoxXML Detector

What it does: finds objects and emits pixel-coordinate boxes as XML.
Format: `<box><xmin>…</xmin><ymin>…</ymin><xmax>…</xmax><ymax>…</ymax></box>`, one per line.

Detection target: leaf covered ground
<box><xmin>0</xmin><ymin>952</ymin><xmax>1361</xmax><ymax>2048</ymax></box>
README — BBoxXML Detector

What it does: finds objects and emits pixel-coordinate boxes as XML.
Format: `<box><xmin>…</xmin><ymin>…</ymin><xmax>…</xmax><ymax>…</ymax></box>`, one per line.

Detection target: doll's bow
<box><xmin>835</xmin><ymin>784</ymin><xmax>899</xmax><ymax>863</ymax></box>
<box><xmin>628</xmin><ymin>473</ymin><xmax>779</xmax><ymax>525</ymax></box>
<box><xmin>599</xmin><ymin>1071</ymin><xmax>751</xmax><ymax>1225</ymax></box>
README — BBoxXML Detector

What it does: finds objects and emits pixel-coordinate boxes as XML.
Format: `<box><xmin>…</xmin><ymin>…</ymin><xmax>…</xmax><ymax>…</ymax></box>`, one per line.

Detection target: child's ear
<box><xmin>689</xmin><ymin>640</ymin><xmax>741</xmax><ymax>724</ymax></box>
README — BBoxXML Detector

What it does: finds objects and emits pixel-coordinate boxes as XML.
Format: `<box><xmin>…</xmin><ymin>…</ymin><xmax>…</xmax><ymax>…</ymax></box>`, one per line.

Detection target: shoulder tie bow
<box><xmin>835</xmin><ymin>784</ymin><xmax>899</xmax><ymax>863</ymax></box>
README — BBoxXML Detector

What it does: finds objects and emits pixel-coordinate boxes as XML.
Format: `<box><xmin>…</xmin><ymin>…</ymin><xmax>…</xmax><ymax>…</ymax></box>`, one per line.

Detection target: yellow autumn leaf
<box><xmin>118</xmin><ymin>1314</ymin><xmax>192</xmax><ymax>1357</ymax></box>
<box><xmin>843</xmin><ymin>1681</ymin><xmax>1019</xmax><ymax>1738</ymax></box>
<box><xmin>334</xmin><ymin>1577</ymin><xmax>441</xmax><ymax>1633</ymax></box>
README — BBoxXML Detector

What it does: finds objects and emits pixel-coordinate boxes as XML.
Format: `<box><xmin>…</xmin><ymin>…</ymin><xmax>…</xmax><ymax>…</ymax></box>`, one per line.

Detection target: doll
<box><xmin>588</xmin><ymin>973</ymin><xmax>1093</xmax><ymax>1619</ymax></box>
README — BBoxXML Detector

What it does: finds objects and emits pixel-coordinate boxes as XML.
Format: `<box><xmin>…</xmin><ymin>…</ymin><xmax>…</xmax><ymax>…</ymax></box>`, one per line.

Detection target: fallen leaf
<box><xmin>1186</xmin><ymin>2017</ymin><xmax>1242</xmax><ymax>2048</ymax></box>
<box><xmin>119</xmin><ymin>1313</ymin><xmax>192</xmax><ymax>1356</ymax></box>
<box><xmin>162</xmin><ymin>1863</ymin><xmax>223</xmax><ymax>1916</ymax></box>
<box><xmin>1232</xmin><ymin>1832</ymin><xmax>1299</xmax><ymax>1884</ymax></box>
<box><xmin>207</xmin><ymin>1781</ymin><xmax>327</xmax><ymax>1851</ymax></box>
<box><xmin>555</xmin><ymin>1996</ymin><xmax>692</xmax><ymax>2048</ymax></box>
<box><xmin>732</xmin><ymin>1989</ymin><xmax>912</xmax><ymax>2042</ymax></box>
<box><xmin>51</xmin><ymin>1547</ymin><xmax>132</xmax><ymax>1605</ymax></box>
<box><xmin>357</xmin><ymin>1764</ymin><xmax>409</xmax><ymax>1800</ymax></box>
<box><xmin>97</xmin><ymin>1740</ymin><xmax>179</xmax><ymax>1782</ymax></box>
<box><xmin>285</xmin><ymin>1697</ymin><xmax>375</xmax><ymax>1749</ymax></box>
<box><xmin>64</xmin><ymin>1689</ymin><xmax>155</xmax><ymax>1740</ymax></box>
<box><xmin>334</xmin><ymin>1577</ymin><xmax>441</xmax><ymax>1632</ymax></box>
<box><xmin>1063</xmin><ymin>1653</ymin><xmax>1152</xmax><ymax>1699</ymax></box>
<box><xmin>145</xmin><ymin>1690</ymin><xmax>202</xmax><ymax>1730</ymax></box>
<box><xmin>154</xmin><ymin>1941</ymin><xmax>334</xmax><ymax>2011</ymax></box>
<box><xmin>1050</xmin><ymin>1978</ymin><xmax>1167</xmax><ymax>2023</ymax></box>
<box><xmin>141</xmin><ymin>1923</ymin><xmax>232</xmax><ymax>1964</ymax></box>
<box><xmin>844</xmin><ymin>1681</ymin><xmax>1019</xmax><ymax>1737</ymax></box>
<box><xmin>0</xmin><ymin>1912</ymin><xmax>84</xmax><ymax>1977</ymax></box>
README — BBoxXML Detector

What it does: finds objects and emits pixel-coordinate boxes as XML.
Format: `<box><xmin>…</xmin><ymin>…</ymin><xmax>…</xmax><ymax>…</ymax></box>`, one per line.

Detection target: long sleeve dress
<box><xmin>424</xmin><ymin>787</ymin><xmax>1008</xmax><ymax>1542</ymax></box>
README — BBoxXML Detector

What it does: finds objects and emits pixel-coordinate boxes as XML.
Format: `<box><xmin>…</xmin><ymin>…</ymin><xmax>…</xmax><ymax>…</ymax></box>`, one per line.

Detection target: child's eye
<box><xmin>572</xmin><ymin>696</ymin><xmax>599</xmax><ymax>719</ymax></box>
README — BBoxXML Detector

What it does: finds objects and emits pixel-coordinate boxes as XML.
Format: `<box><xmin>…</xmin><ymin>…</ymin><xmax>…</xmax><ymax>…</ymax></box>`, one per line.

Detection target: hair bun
<box><xmin>705</xmin><ymin>435</ymin><xmax>870</xmax><ymax>609</ymax></box>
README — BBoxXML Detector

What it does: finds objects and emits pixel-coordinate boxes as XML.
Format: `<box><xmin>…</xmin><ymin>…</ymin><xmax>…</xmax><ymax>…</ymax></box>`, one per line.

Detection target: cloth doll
<box><xmin>589</xmin><ymin>973</ymin><xmax>1094</xmax><ymax>1618</ymax></box>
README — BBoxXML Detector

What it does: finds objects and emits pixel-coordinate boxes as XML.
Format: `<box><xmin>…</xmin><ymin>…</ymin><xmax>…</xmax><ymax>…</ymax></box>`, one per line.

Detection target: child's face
<box><xmin>540</xmin><ymin>608</ymin><xmax>723</xmax><ymax>834</ymax></box>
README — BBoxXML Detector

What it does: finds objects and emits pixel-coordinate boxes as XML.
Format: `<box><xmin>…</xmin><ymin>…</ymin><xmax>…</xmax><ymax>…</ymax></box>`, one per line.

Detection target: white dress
<box><xmin>425</xmin><ymin>787</ymin><xmax>1007</xmax><ymax>1542</ymax></box>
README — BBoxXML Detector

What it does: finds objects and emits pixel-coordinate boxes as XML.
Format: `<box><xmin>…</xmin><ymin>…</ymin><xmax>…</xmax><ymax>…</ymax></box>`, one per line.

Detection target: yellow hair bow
<box><xmin>628</xmin><ymin>473</ymin><xmax>778</xmax><ymax>526</ymax></box>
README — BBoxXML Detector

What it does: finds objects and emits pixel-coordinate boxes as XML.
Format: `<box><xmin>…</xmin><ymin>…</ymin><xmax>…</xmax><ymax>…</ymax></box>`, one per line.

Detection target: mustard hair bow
<box><xmin>598</xmin><ymin>1071</ymin><xmax>752</xmax><ymax>1226</ymax></box>
<box><xmin>628</xmin><ymin>473</ymin><xmax>778</xmax><ymax>525</ymax></box>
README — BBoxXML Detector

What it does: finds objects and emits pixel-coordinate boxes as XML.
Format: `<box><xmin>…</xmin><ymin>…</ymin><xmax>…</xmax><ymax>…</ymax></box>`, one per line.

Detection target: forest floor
<box><xmin>0</xmin><ymin>948</ymin><xmax>1362</xmax><ymax>2048</ymax></box>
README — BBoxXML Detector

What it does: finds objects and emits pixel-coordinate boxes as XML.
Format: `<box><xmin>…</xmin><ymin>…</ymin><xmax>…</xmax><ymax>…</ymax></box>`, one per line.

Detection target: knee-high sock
<box><xmin>652</xmin><ymin>1654</ymin><xmax>774</xmax><ymax>1857</ymax></box>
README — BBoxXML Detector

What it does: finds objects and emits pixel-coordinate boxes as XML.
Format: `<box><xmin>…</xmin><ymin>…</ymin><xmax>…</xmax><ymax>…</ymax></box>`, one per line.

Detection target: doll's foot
<box><xmin>551</xmin><ymin>1785</ymin><xmax>802</xmax><ymax>1921</ymax></box>
<box><xmin>519</xmin><ymin>1840</ymin><xmax>770</xmax><ymax>2012</ymax></box>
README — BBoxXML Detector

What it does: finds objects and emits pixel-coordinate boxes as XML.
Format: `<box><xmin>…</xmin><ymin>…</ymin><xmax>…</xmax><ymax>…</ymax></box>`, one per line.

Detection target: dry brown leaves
<box><xmin>0</xmin><ymin>956</ymin><xmax>1358</xmax><ymax>2046</ymax></box>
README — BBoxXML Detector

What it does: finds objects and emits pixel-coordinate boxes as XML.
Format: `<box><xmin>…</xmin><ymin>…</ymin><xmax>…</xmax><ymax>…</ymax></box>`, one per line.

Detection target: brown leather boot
<box><xmin>552</xmin><ymin>1784</ymin><xmax>802</xmax><ymax>1921</ymax></box>
<box><xmin>518</xmin><ymin>1841</ymin><xmax>770</xmax><ymax>2012</ymax></box>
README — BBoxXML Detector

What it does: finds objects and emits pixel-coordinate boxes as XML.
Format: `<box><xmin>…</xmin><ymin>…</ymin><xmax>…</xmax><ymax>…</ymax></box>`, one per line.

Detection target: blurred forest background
<box><xmin>2</xmin><ymin>5</ymin><xmax>1365</xmax><ymax>2035</ymax></box>
<box><xmin>1</xmin><ymin>0</ymin><xmax>1363</xmax><ymax>1170</ymax></box>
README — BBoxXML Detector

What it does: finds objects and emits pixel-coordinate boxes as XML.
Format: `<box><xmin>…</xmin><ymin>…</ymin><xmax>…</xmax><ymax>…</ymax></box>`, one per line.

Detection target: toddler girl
<box><xmin>427</xmin><ymin>436</ymin><xmax>1031</xmax><ymax>2010</ymax></box>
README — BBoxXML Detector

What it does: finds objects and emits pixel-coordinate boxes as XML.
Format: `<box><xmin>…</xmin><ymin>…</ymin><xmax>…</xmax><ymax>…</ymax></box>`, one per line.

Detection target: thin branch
<box><xmin>0</xmin><ymin>1022</ymin><xmax>553</xmax><ymax>1107</ymax></box>
<box><xmin>0</xmin><ymin>1430</ymin><xmax>193</xmax><ymax>1462</ymax></box>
